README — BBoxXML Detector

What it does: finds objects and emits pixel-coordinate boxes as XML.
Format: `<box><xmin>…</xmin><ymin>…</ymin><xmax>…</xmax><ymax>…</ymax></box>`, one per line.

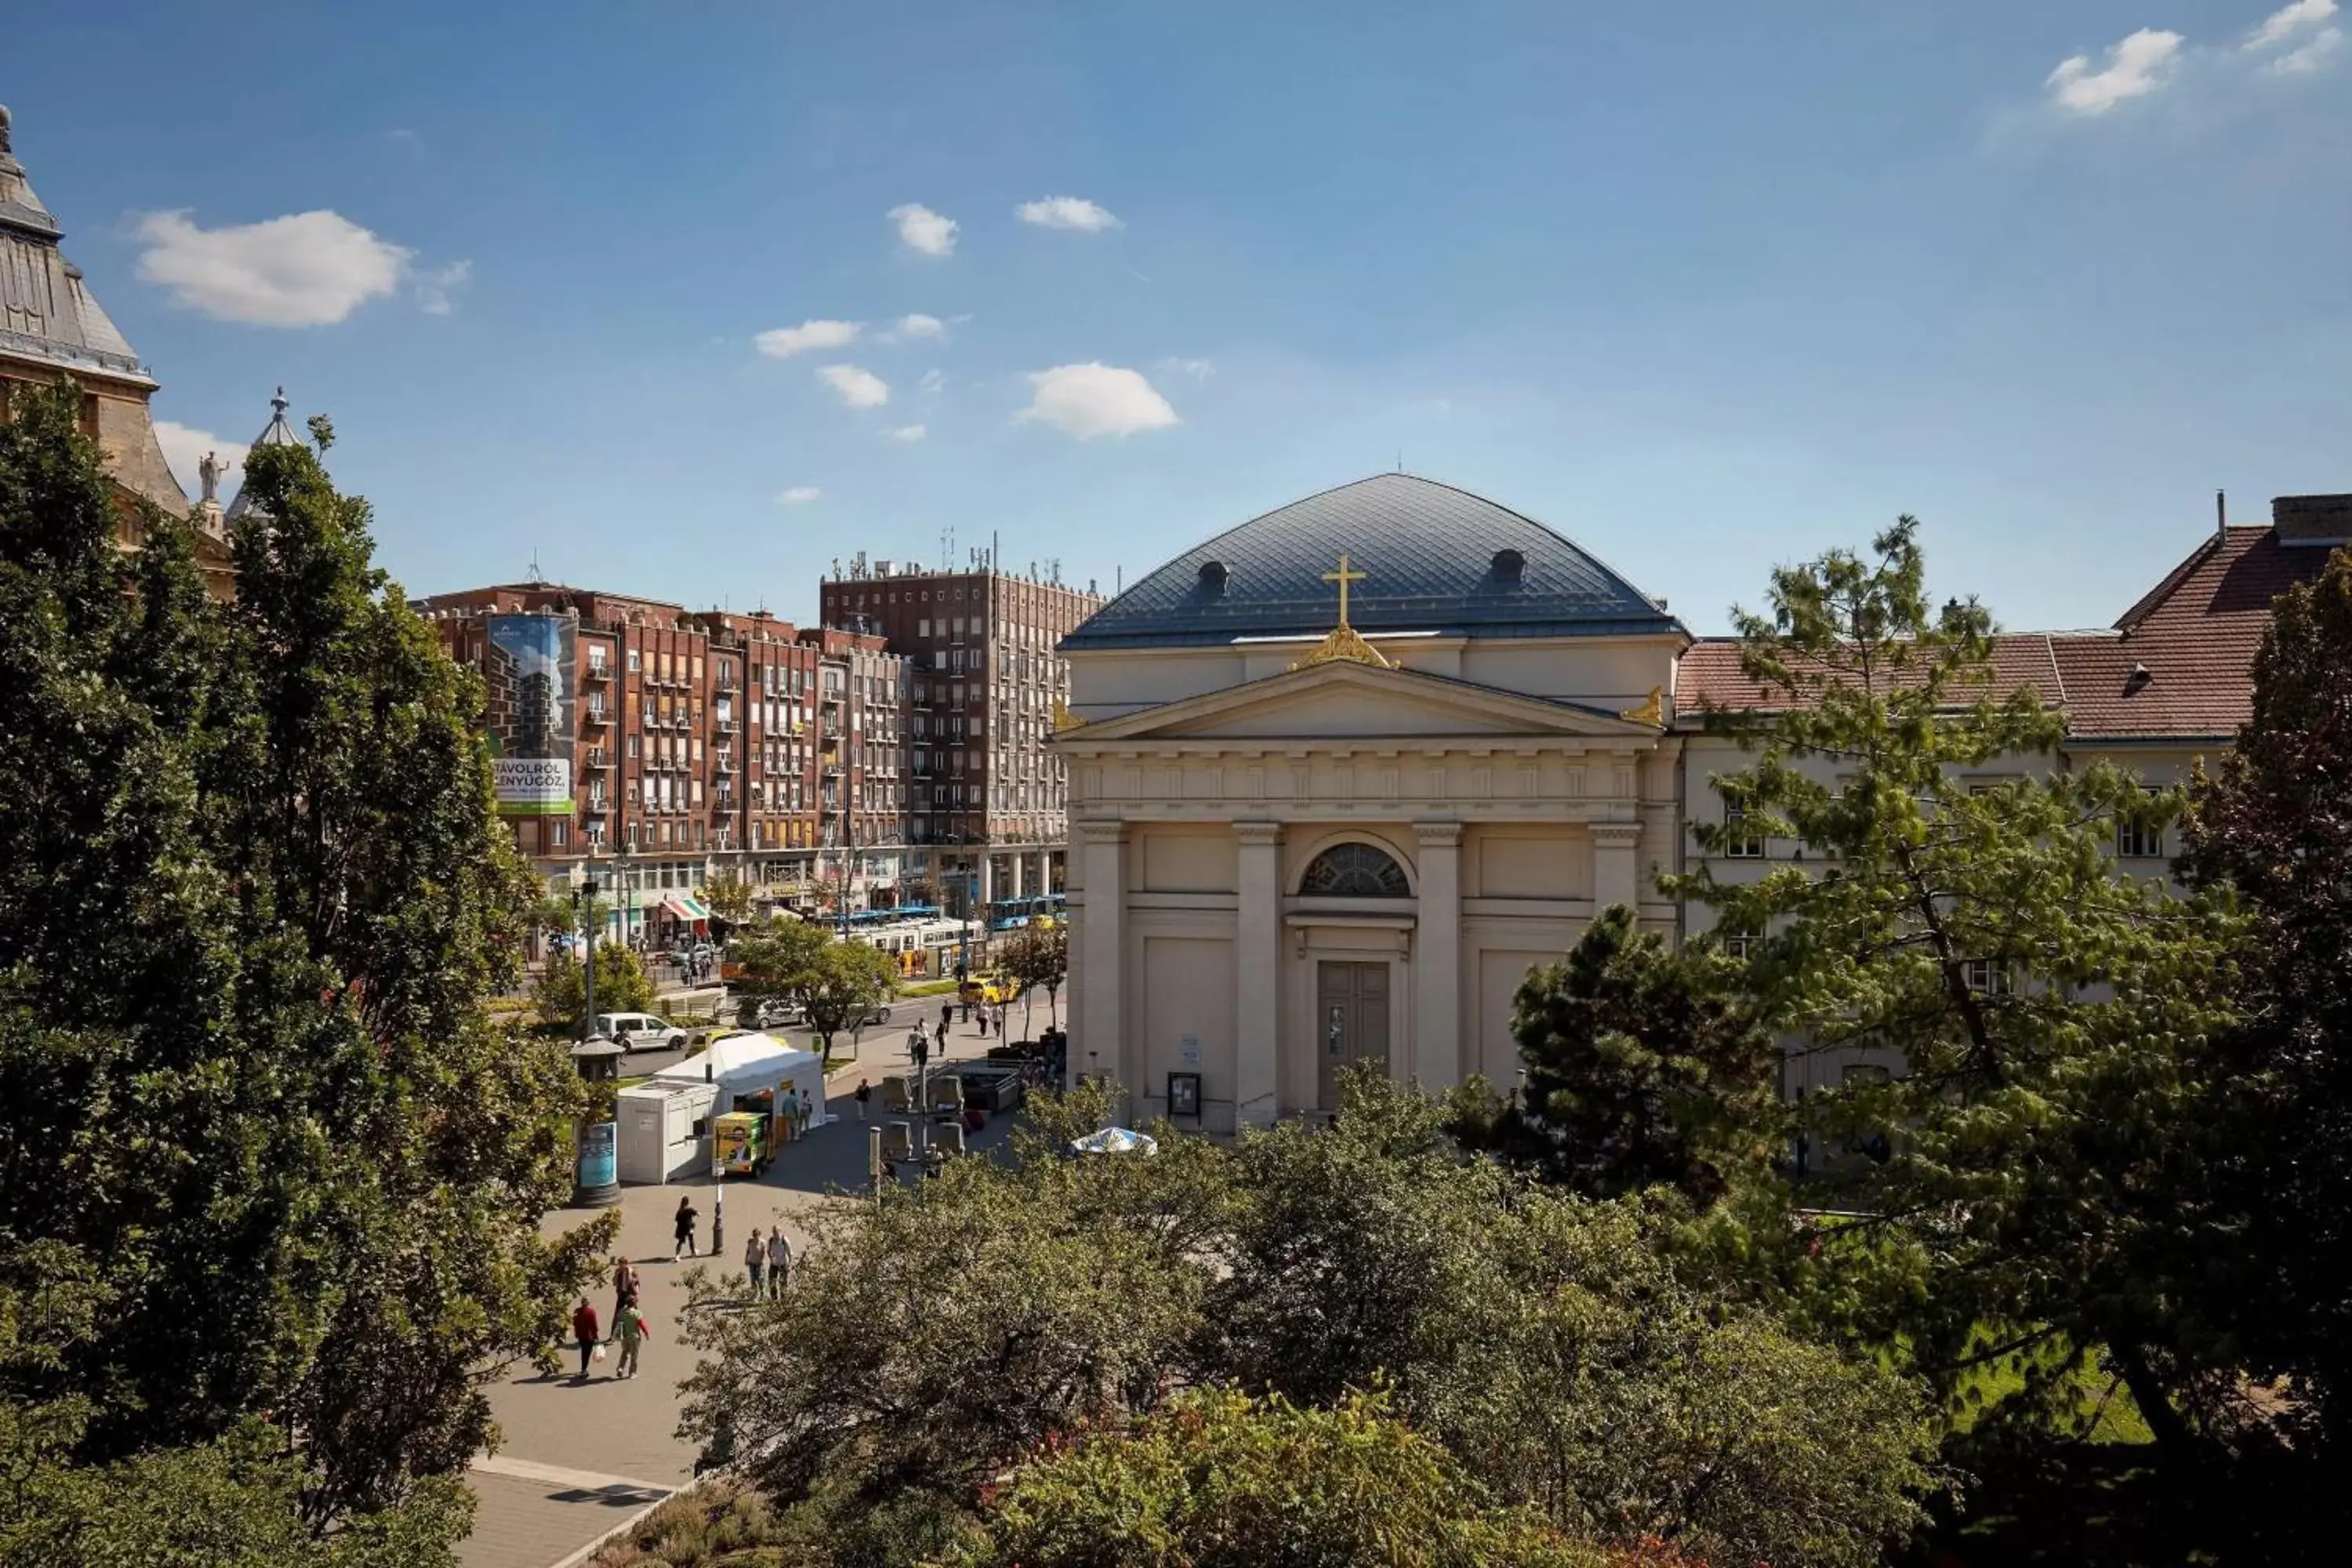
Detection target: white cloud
<box><xmin>877</xmin><ymin>313</ymin><xmax>946</xmax><ymax>344</ymax></box>
<box><xmin>2246</xmin><ymin>0</ymin><xmax>2336</xmax><ymax>49</ymax></box>
<box><xmin>1017</xmin><ymin>363</ymin><xmax>1178</xmax><ymax>440</ymax></box>
<box><xmin>818</xmin><ymin>364</ymin><xmax>890</xmax><ymax>409</ymax></box>
<box><xmin>755</xmin><ymin>318</ymin><xmax>862</xmax><ymax>358</ymax></box>
<box><xmin>2045</xmin><ymin>28</ymin><xmax>2184</xmax><ymax>113</ymax></box>
<box><xmin>1158</xmin><ymin>357</ymin><xmax>1214</xmax><ymax>382</ymax></box>
<box><xmin>1015</xmin><ymin>195</ymin><xmax>1123</xmax><ymax>232</ymax></box>
<box><xmin>416</xmin><ymin>259</ymin><xmax>471</xmax><ymax>316</ymax></box>
<box><xmin>153</xmin><ymin>420</ymin><xmax>249</xmax><ymax>499</ymax></box>
<box><xmin>134</xmin><ymin>209</ymin><xmax>412</xmax><ymax>326</ymax></box>
<box><xmin>918</xmin><ymin>368</ymin><xmax>946</xmax><ymax>396</ymax></box>
<box><xmin>888</xmin><ymin>203</ymin><xmax>958</xmax><ymax>256</ymax></box>
<box><xmin>776</xmin><ymin>486</ymin><xmax>822</xmax><ymax>506</ymax></box>
<box><xmin>2264</xmin><ymin>24</ymin><xmax>2343</xmax><ymax>71</ymax></box>
<box><xmin>887</xmin><ymin>424</ymin><xmax>927</xmax><ymax>442</ymax></box>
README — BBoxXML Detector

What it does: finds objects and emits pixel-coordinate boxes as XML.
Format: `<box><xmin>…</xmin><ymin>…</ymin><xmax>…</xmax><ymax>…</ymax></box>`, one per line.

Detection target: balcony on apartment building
<box><xmin>583</xmin><ymin>750</ymin><xmax>612</xmax><ymax>770</ymax></box>
<box><xmin>582</xmin><ymin>662</ymin><xmax>611</xmax><ymax>684</ymax></box>
<box><xmin>581</xmin><ymin>702</ymin><xmax>612</xmax><ymax>726</ymax></box>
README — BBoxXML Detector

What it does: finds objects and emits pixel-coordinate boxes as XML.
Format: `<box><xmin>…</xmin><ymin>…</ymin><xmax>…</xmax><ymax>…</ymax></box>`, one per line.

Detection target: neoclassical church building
<box><xmin>1054</xmin><ymin>474</ymin><xmax>1691</xmax><ymax>1130</ymax></box>
<box><xmin>1055</xmin><ymin>474</ymin><xmax>2350</xmax><ymax>1130</ymax></box>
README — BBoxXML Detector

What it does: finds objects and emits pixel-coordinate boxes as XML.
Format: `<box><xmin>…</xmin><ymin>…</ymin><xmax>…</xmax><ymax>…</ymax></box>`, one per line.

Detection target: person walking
<box><xmin>744</xmin><ymin>1230</ymin><xmax>766</xmax><ymax>1299</ymax></box>
<box><xmin>614</xmin><ymin>1300</ymin><xmax>649</xmax><ymax>1380</ymax></box>
<box><xmin>672</xmin><ymin>1196</ymin><xmax>698</xmax><ymax>1261</ymax></box>
<box><xmin>799</xmin><ymin>1087</ymin><xmax>816</xmax><ymax>1134</ymax></box>
<box><xmin>938</xmin><ymin>1001</ymin><xmax>954</xmax><ymax>1038</ymax></box>
<box><xmin>612</xmin><ymin>1255</ymin><xmax>640</xmax><ymax>1327</ymax></box>
<box><xmin>570</xmin><ymin>1297</ymin><xmax>601</xmax><ymax>1381</ymax></box>
<box><xmin>976</xmin><ymin>1008</ymin><xmax>989</xmax><ymax>1039</ymax></box>
<box><xmin>854</xmin><ymin>1078</ymin><xmax>872</xmax><ymax>1122</ymax></box>
<box><xmin>766</xmin><ymin>1227</ymin><xmax>792</xmax><ymax>1298</ymax></box>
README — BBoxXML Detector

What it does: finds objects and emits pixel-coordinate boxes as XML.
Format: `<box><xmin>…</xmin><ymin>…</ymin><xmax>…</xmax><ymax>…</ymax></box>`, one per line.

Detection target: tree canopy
<box><xmin>679</xmin><ymin>1073</ymin><xmax>1936</xmax><ymax>1568</ymax></box>
<box><xmin>533</xmin><ymin>941</ymin><xmax>657</xmax><ymax>1029</ymax></box>
<box><xmin>1454</xmin><ymin>902</ymin><xmax>1777</xmax><ymax>1203</ymax></box>
<box><xmin>1669</xmin><ymin>517</ymin><xmax>2248</xmax><ymax>1456</ymax></box>
<box><xmin>996</xmin><ymin>922</ymin><xmax>1069</xmax><ymax>1033</ymax></box>
<box><xmin>2184</xmin><ymin>543</ymin><xmax>2352</xmax><ymax>1457</ymax></box>
<box><xmin>0</xmin><ymin>383</ymin><xmax>612</xmax><ymax>1558</ymax></box>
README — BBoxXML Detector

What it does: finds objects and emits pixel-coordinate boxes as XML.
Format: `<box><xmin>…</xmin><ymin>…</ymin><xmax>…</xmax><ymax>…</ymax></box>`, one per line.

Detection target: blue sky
<box><xmin>11</xmin><ymin>1</ymin><xmax>2348</xmax><ymax>632</ymax></box>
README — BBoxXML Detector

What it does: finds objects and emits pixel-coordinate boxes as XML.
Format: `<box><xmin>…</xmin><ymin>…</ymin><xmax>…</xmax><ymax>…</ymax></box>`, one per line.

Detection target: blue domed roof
<box><xmin>1061</xmin><ymin>474</ymin><xmax>1682</xmax><ymax>651</ymax></box>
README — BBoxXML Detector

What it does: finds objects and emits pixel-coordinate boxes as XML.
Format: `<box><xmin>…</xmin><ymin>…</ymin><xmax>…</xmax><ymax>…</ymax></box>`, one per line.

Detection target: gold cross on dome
<box><xmin>1323</xmin><ymin>553</ymin><xmax>1367</xmax><ymax>627</ymax></box>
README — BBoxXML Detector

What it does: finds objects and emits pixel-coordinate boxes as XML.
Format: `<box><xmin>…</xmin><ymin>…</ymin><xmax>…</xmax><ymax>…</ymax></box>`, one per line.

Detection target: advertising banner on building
<box><xmin>485</xmin><ymin>614</ymin><xmax>575</xmax><ymax>818</ymax></box>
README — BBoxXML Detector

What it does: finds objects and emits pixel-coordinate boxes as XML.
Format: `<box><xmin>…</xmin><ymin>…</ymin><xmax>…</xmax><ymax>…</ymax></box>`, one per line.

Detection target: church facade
<box><xmin>1054</xmin><ymin>474</ymin><xmax>1690</xmax><ymax>1130</ymax></box>
<box><xmin>1055</xmin><ymin>474</ymin><xmax>2350</xmax><ymax>1128</ymax></box>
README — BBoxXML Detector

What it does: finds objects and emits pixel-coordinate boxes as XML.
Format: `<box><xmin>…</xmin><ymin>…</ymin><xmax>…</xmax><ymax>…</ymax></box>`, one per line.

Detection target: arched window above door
<box><xmin>1298</xmin><ymin>841</ymin><xmax>1411</xmax><ymax>898</ymax></box>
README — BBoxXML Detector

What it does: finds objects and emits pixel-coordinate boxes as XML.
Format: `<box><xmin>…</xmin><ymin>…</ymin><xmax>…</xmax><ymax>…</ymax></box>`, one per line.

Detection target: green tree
<box><xmin>1454</xmin><ymin>903</ymin><xmax>1777</xmax><ymax>1203</ymax></box>
<box><xmin>1207</xmin><ymin>1073</ymin><xmax>1937</xmax><ymax>1568</ymax></box>
<box><xmin>997</xmin><ymin>923</ymin><xmax>1069</xmax><ymax>1036</ymax></box>
<box><xmin>532</xmin><ymin>942</ymin><xmax>658</xmax><ymax>1030</ymax></box>
<box><xmin>725</xmin><ymin>916</ymin><xmax>832</xmax><ymax>1027</ymax></box>
<box><xmin>0</xmin><ymin>383</ymin><xmax>613</xmax><ymax>1544</ymax></box>
<box><xmin>953</xmin><ymin>1388</ymin><xmax>1607</xmax><ymax>1568</ymax></box>
<box><xmin>801</xmin><ymin>939</ymin><xmax>898</xmax><ymax>1064</ymax></box>
<box><xmin>1671</xmin><ymin>517</ymin><xmax>2246</xmax><ymax>1458</ymax></box>
<box><xmin>702</xmin><ymin>870</ymin><xmax>756</xmax><ymax>927</ymax></box>
<box><xmin>2183</xmin><ymin>545</ymin><xmax>2352</xmax><ymax>1457</ymax></box>
<box><xmin>675</xmin><ymin>1088</ymin><xmax>1228</xmax><ymax>1514</ymax></box>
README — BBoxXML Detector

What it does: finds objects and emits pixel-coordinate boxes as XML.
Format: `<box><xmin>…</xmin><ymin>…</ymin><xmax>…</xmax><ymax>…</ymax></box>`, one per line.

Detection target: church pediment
<box><xmin>1059</xmin><ymin>659</ymin><xmax>1660</xmax><ymax>746</ymax></box>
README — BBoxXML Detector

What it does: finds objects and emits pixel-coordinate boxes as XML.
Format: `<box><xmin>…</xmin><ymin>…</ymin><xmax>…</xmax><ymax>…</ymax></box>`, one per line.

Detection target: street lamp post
<box><xmin>568</xmin><ymin>855</ymin><xmax>622</xmax><ymax>1208</ymax></box>
<box><xmin>571</xmin><ymin>858</ymin><xmax>599</xmax><ymax>1042</ymax></box>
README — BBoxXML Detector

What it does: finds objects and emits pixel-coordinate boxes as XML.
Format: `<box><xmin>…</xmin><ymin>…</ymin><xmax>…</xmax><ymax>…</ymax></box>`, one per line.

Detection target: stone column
<box><xmin>1009</xmin><ymin>851</ymin><xmax>1026</xmax><ymax>900</ymax></box>
<box><xmin>979</xmin><ymin>852</ymin><xmax>996</xmax><ymax>913</ymax></box>
<box><xmin>1235</xmin><ymin>821</ymin><xmax>1284</xmax><ymax>1127</ymax></box>
<box><xmin>1592</xmin><ymin>822</ymin><xmax>1642</xmax><ymax>913</ymax></box>
<box><xmin>1412</xmin><ymin>821</ymin><xmax>1463</xmax><ymax>1092</ymax></box>
<box><xmin>1075</xmin><ymin>819</ymin><xmax>1127</xmax><ymax>1094</ymax></box>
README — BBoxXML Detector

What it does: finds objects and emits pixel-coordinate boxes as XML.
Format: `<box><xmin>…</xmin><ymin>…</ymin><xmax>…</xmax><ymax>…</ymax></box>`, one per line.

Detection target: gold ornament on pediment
<box><xmin>1290</xmin><ymin>552</ymin><xmax>1395</xmax><ymax>672</ymax></box>
<box><xmin>1618</xmin><ymin>685</ymin><xmax>1665</xmax><ymax>727</ymax></box>
<box><xmin>1052</xmin><ymin>697</ymin><xmax>1085</xmax><ymax>732</ymax></box>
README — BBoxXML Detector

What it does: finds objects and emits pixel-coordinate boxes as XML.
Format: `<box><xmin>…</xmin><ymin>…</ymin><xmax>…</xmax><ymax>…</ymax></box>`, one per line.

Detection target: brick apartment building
<box><xmin>414</xmin><ymin>581</ymin><xmax>915</xmax><ymax>936</ymax></box>
<box><xmin>819</xmin><ymin>555</ymin><xmax>1105</xmax><ymax>918</ymax></box>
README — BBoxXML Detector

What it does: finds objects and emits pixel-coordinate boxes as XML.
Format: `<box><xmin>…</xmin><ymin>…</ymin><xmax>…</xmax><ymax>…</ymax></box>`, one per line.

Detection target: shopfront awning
<box><xmin>660</xmin><ymin>894</ymin><xmax>713</xmax><ymax>923</ymax></box>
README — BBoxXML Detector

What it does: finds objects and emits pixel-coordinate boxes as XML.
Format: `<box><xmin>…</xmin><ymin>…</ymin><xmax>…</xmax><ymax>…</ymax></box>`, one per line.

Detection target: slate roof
<box><xmin>224</xmin><ymin>389</ymin><xmax>306</xmax><ymax>524</ymax></box>
<box><xmin>1672</xmin><ymin>524</ymin><xmax>2336</xmax><ymax>744</ymax></box>
<box><xmin>0</xmin><ymin>104</ymin><xmax>152</xmax><ymax>385</ymax></box>
<box><xmin>1060</xmin><ymin>474</ymin><xmax>1684</xmax><ymax>651</ymax></box>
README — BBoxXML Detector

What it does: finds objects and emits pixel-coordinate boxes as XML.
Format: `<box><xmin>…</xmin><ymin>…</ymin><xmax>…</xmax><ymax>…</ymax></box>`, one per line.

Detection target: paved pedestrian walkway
<box><xmin>457</xmin><ymin>1007</ymin><xmax>1039</xmax><ymax>1568</ymax></box>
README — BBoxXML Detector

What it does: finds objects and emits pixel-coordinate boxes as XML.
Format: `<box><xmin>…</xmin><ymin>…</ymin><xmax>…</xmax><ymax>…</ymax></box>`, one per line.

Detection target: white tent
<box><xmin>653</xmin><ymin>1033</ymin><xmax>833</xmax><ymax>1129</ymax></box>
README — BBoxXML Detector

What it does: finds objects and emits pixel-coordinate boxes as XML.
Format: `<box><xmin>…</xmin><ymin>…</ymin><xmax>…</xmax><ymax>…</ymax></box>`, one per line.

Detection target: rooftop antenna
<box><xmin>1396</xmin><ymin>448</ymin><xmax>1403</xmax><ymax>474</ymax></box>
<box><xmin>527</xmin><ymin>551</ymin><xmax>543</xmax><ymax>583</ymax></box>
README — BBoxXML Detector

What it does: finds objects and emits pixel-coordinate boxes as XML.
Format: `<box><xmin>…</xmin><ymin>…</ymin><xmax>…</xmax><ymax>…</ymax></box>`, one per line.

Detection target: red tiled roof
<box><xmin>1674</xmin><ymin>632</ymin><xmax>2071</xmax><ymax>715</ymax></box>
<box><xmin>2060</xmin><ymin>527</ymin><xmax>2329</xmax><ymax>739</ymax></box>
<box><xmin>1671</xmin><ymin>526</ymin><xmax>2334</xmax><ymax>743</ymax></box>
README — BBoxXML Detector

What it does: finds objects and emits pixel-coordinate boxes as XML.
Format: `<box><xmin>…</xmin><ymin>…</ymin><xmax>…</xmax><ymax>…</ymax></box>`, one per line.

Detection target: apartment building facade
<box><xmin>819</xmin><ymin>557</ymin><xmax>1104</xmax><ymax>917</ymax></box>
<box><xmin>416</xmin><ymin>582</ymin><xmax>913</xmax><ymax>929</ymax></box>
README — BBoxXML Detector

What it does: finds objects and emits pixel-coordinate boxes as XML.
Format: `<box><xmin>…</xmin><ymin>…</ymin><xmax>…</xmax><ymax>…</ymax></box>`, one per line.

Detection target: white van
<box><xmin>597</xmin><ymin>1011</ymin><xmax>688</xmax><ymax>1054</ymax></box>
